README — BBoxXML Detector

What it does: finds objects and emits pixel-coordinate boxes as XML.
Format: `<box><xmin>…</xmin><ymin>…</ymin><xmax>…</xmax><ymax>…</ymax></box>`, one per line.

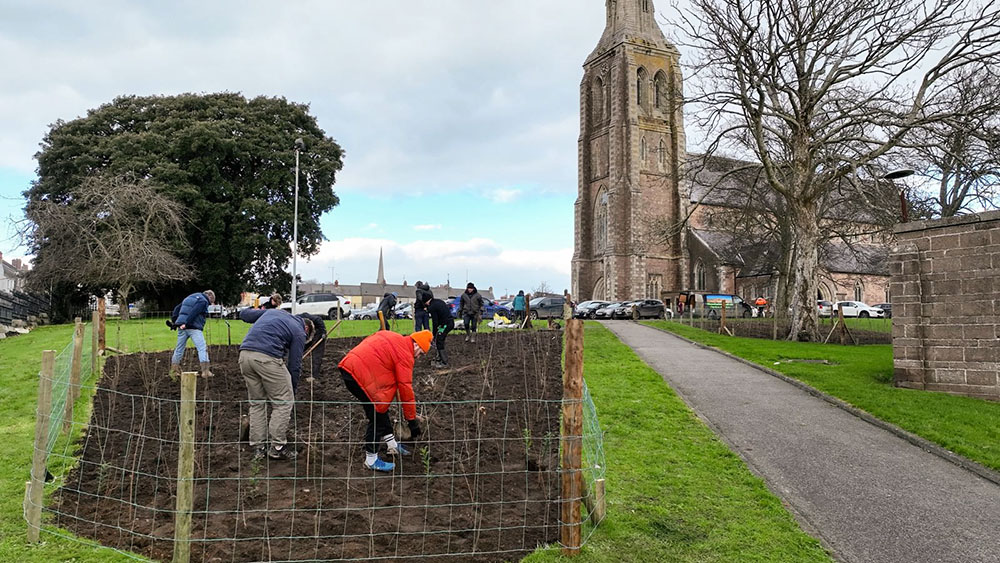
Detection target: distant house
<box><xmin>0</xmin><ymin>252</ymin><xmax>26</xmax><ymax>292</ymax></box>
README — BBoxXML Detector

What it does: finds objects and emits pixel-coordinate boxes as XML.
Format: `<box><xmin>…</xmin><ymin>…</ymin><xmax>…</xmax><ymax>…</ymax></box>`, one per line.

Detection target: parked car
<box><xmin>621</xmin><ymin>299</ymin><xmax>672</xmax><ymax>319</ymax></box>
<box><xmin>394</xmin><ymin>302</ymin><xmax>413</xmax><ymax>319</ymax></box>
<box><xmin>593</xmin><ymin>301</ymin><xmax>622</xmax><ymax>319</ymax></box>
<box><xmin>611</xmin><ymin>300</ymin><xmax>643</xmax><ymax>319</ymax></box>
<box><xmin>447</xmin><ymin>296</ymin><xmax>512</xmax><ymax>319</ymax></box>
<box><xmin>528</xmin><ymin>296</ymin><xmax>566</xmax><ymax>319</ymax></box>
<box><xmin>832</xmin><ymin>301</ymin><xmax>885</xmax><ymax>318</ymax></box>
<box><xmin>817</xmin><ymin>300</ymin><xmax>834</xmax><ymax>318</ymax></box>
<box><xmin>574</xmin><ymin>300</ymin><xmax>610</xmax><ymax>319</ymax></box>
<box><xmin>279</xmin><ymin>292</ymin><xmax>353</xmax><ymax>319</ymax></box>
<box><xmin>353</xmin><ymin>302</ymin><xmax>380</xmax><ymax>320</ymax></box>
<box><xmin>873</xmin><ymin>303</ymin><xmax>892</xmax><ymax>318</ymax></box>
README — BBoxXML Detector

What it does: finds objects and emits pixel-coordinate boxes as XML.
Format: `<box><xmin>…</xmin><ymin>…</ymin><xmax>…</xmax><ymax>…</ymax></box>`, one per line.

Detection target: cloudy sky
<box><xmin>0</xmin><ymin>1</ymin><xmax>680</xmax><ymax>298</ymax></box>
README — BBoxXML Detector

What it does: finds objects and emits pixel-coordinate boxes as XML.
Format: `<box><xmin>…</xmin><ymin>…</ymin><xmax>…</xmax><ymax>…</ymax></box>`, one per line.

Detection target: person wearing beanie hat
<box><xmin>337</xmin><ymin>330</ymin><xmax>430</xmax><ymax>472</ymax></box>
<box><xmin>425</xmin><ymin>295</ymin><xmax>454</xmax><ymax>369</ymax></box>
<box><xmin>459</xmin><ymin>282</ymin><xmax>485</xmax><ymax>343</ymax></box>
<box><xmin>377</xmin><ymin>291</ymin><xmax>398</xmax><ymax>331</ymax></box>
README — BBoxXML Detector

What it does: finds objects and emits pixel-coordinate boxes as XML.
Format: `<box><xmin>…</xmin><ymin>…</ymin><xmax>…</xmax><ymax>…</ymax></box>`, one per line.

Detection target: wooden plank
<box><xmin>64</xmin><ymin>318</ymin><xmax>84</xmax><ymax>432</ymax></box>
<box><xmin>26</xmin><ymin>350</ymin><xmax>55</xmax><ymax>542</ymax></box>
<box><xmin>593</xmin><ymin>478</ymin><xmax>606</xmax><ymax>525</ymax></box>
<box><xmin>172</xmin><ymin>371</ymin><xmax>197</xmax><ymax>563</ymax></box>
<box><xmin>561</xmin><ymin>319</ymin><xmax>584</xmax><ymax>556</ymax></box>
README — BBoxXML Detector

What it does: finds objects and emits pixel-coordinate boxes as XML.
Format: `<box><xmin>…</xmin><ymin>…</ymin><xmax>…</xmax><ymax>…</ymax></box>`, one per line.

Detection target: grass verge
<box><xmin>526</xmin><ymin>322</ymin><xmax>830</xmax><ymax>562</ymax></box>
<box><xmin>643</xmin><ymin>320</ymin><xmax>1000</xmax><ymax>473</ymax></box>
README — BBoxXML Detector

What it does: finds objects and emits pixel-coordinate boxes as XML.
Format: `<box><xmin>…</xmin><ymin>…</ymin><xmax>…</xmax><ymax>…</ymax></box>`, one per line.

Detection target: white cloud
<box><xmin>484</xmin><ymin>188</ymin><xmax>523</xmax><ymax>203</ymax></box>
<box><xmin>300</xmin><ymin>237</ymin><xmax>571</xmax><ymax>297</ymax></box>
<box><xmin>413</xmin><ymin>224</ymin><xmax>441</xmax><ymax>231</ymax></box>
<box><xmin>363</xmin><ymin>223</ymin><xmax>378</xmax><ymax>231</ymax></box>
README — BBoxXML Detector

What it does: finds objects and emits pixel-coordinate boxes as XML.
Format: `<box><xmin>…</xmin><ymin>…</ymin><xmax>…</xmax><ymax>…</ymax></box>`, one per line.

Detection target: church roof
<box><xmin>686</xmin><ymin>154</ymin><xmax>891</xmax><ymax>225</ymax></box>
<box><xmin>691</xmin><ymin>228</ymin><xmax>889</xmax><ymax>277</ymax></box>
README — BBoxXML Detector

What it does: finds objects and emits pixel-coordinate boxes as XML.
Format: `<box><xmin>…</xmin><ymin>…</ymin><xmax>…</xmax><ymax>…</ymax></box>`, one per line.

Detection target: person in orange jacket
<box><xmin>337</xmin><ymin>329</ymin><xmax>433</xmax><ymax>471</ymax></box>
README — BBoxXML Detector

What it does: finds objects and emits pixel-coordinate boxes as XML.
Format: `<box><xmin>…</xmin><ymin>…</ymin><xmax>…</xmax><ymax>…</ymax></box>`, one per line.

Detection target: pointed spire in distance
<box><xmin>377</xmin><ymin>247</ymin><xmax>386</xmax><ymax>285</ymax></box>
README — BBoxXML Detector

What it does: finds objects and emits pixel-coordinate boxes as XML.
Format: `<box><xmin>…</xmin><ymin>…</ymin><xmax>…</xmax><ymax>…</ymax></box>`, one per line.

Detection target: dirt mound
<box><xmin>55</xmin><ymin>330</ymin><xmax>564</xmax><ymax>562</ymax></box>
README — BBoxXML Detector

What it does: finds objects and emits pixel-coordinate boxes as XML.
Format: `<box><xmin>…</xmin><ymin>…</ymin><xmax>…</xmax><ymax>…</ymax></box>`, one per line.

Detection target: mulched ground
<box><xmin>54</xmin><ymin>330</ymin><xmax>565</xmax><ymax>562</ymax></box>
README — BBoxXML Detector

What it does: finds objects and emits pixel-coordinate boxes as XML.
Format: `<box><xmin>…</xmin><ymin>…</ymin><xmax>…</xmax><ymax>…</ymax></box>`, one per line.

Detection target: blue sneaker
<box><xmin>387</xmin><ymin>442</ymin><xmax>411</xmax><ymax>456</ymax></box>
<box><xmin>364</xmin><ymin>458</ymin><xmax>395</xmax><ymax>472</ymax></box>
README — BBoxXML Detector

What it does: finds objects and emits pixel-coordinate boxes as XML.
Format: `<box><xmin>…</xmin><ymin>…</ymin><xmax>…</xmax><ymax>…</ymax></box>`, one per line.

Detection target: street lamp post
<box><xmin>883</xmin><ymin>169</ymin><xmax>915</xmax><ymax>222</ymax></box>
<box><xmin>291</xmin><ymin>138</ymin><xmax>305</xmax><ymax>314</ymax></box>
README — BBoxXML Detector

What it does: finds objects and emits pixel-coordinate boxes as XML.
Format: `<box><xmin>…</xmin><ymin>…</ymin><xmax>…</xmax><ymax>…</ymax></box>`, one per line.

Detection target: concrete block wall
<box><xmin>890</xmin><ymin>210</ymin><xmax>1000</xmax><ymax>400</ymax></box>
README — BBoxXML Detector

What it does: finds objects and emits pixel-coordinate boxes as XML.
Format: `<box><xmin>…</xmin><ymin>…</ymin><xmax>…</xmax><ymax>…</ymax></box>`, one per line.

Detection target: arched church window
<box><xmin>594</xmin><ymin>188</ymin><xmax>609</xmax><ymax>253</ymax></box>
<box><xmin>658</xmin><ymin>139</ymin><xmax>666</xmax><ymax>169</ymax></box>
<box><xmin>642</xmin><ymin>0</ymin><xmax>650</xmax><ymax>13</ymax></box>
<box><xmin>636</xmin><ymin>67</ymin><xmax>647</xmax><ymax>108</ymax></box>
<box><xmin>640</xmin><ymin>136</ymin><xmax>647</xmax><ymax>163</ymax></box>
<box><xmin>592</xmin><ymin>77</ymin><xmax>605</xmax><ymax>122</ymax></box>
<box><xmin>854</xmin><ymin>280</ymin><xmax>864</xmax><ymax>302</ymax></box>
<box><xmin>695</xmin><ymin>260</ymin><xmax>706</xmax><ymax>291</ymax></box>
<box><xmin>654</xmin><ymin>71</ymin><xmax>667</xmax><ymax>109</ymax></box>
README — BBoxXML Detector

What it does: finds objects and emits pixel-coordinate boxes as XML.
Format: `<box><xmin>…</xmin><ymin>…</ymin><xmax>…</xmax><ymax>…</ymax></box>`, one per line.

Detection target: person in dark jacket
<box><xmin>238</xmin><ymin>308</ymin><xmax>314</xmax><ymax>461</ymax></box>
<box><xmin>413</xmin><ymin>281</ymin><xmax>433</xmax><ymax>332</ymax></box>
<box><xmin>377</xmin><ymin>292</ymin><xmax>397</xmax><ymax>331</ymax></box>
<box><xmin>459</xmin><ymin>282</ymin><xmax>485</xmax><ymax>342</ymax></box>
<box><xmin>512</xmin><ymin>290</ymin><xmax>526</xmax><ymax>322</ymax></box>
<box><xmin>425</xmin><ymin>296</ymin><xmax>454</xmax><ymax>369</ymax></box>
<box><xmin>296</xmin><ymin>311</ymin><xmax>326</xmax><ymax>389</ymax></box>
<box><xmin>169</xmin><ymin>290</ymin><xmax>216</xmax><ymax>378</ymax></box>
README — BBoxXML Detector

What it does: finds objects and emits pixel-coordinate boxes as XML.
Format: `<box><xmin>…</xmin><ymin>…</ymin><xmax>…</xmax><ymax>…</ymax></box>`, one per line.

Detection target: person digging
<box><xmin>238</xmin><ymin>307</ymin><xmax>314</xmax><ymax>461</ymax></box>
<box><xmin>426</xmin><ymin>295</ymin><xmax>454</xmax><ymax>369</ymax></box>
<box><xmin>337</xmin><ymin>329</ymin><xmax>432</xmax><ymax>472</ymax></box>
<box><xmin>168</xmin><ymin>289</ymin><xmax>216</xmax><ymax>379</ymax></box>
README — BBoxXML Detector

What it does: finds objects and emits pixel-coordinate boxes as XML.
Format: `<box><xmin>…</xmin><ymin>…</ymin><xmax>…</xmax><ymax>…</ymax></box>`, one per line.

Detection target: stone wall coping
<box><xmin>894</xmin><ymin>209</ymin><xmax>1000</xmax><ymax>235</ymax></box>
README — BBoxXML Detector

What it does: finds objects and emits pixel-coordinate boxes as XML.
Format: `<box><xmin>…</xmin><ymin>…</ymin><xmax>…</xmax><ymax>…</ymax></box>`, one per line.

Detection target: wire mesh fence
<box><xmin>663</xmin><ymin>308</ymin><xmax>892</xmax><ymax>344</ymax></box>
<box><xmin>27</xmin><ymin>326</ymin><xmax>606</xmax><ymax>562</ymax></box>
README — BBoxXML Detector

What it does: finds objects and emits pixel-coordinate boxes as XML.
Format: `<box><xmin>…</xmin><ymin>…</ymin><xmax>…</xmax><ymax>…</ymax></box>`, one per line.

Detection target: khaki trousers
<box><xmin>238</xmin><ymin>350</ymin><xmax>294</xmax><ymax>447</ymax></box>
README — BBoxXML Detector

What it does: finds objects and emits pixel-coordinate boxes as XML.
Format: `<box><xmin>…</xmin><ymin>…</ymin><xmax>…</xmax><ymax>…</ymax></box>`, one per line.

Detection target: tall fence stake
<box><xmin>97</xmin><ymin>298</ymin><xmax>106</xmax><ymax>353</ymax></box>
<box><xmin>172</xmin><ymin>371</ymin><xmax>197</xmax><ymax>563</ymax></box>
<box><xmin>64</xmin><ymin>318</ymin><xmax>84</xmax><ymax>432</ymax></box>
<box><xmin>26</xmin><ymin>350</ymin><xmax>55</xmax><ymax>542</ymax></box>
<box><xmin>91</xmin><ymin>310</ymin><xmax>99</xmax><ymax>375</ymax></box>
<box><xmin>561</xmin><ymin>319</ymin><xmax>584</xmax><ymax>555</ymax></box>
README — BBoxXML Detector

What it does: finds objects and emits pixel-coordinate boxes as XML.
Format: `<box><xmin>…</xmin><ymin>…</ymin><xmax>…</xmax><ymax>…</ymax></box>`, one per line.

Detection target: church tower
<box><xmin>571</xmin><ymin>0</ymin><xmax>687</xmax><ymax>302</ymax></box>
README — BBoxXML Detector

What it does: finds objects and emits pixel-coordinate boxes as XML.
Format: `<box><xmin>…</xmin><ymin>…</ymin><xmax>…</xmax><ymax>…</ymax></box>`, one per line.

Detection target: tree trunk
<box><xmin>786</xmin><ymin>201</ymin><xmax>821</xmax><ymax>341</ymax></box>
<box><xmin>118</xmin><ymin>284</ymin><xmax>133</xmax><ymax>322</ymax></box>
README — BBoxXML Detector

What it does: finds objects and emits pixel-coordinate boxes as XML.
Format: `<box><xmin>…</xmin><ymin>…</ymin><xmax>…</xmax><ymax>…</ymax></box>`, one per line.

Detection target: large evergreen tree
<box><xmin>26</xmin><ymin>93</ymin><xmax>344</xmax><ymax>306</ymax></box>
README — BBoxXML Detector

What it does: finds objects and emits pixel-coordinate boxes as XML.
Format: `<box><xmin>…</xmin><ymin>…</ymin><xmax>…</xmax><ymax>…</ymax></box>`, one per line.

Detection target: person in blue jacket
<box><xmin>169</xmin><ymin>290</ymin><xmax>216</xmax><ymax>378</ymax></box>
<box><xmin>512</xmin><ymin>290</ymin><xmax>526</xmax><ymax>322</ymax></box>
<box><xmin>239</xmin><ymin>307</ymin><xmax>315</xmax><ymax>461</ymax></box>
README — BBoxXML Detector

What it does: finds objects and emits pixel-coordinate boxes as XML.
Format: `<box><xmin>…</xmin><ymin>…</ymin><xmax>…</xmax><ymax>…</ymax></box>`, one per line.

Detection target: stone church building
<box><xmin>572</xmin><ymin>0</ymin><xmax>891</xmax><ymax>306</ymax></box>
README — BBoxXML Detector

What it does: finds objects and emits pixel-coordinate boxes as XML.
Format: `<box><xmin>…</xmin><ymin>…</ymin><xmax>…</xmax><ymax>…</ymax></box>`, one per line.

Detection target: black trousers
<box><xmin>339</xmin><ymin>368</ymin><xmax>393</xmax><ymax>453</ymax></box>
<box><xmin>435</xmin><ymin>320</ymin><xmax>454</xmax><ymax>352</ymax></box>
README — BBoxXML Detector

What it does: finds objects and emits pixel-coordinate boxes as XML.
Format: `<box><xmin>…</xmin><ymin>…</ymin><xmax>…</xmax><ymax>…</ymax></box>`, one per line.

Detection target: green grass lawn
<box><xmin>643</xmin><ymin>320</ymin><xmax>1000</xmax><ymax>473</ymax></box>
<box><xmin>2</xmin><ymin>319</ymin><xmax>829</xmax><ymax>562</ymax></box>
<box><xmin>526</xmin><ymin>322</ymin><xmax>830</xmax><ymax>562</ymax></box>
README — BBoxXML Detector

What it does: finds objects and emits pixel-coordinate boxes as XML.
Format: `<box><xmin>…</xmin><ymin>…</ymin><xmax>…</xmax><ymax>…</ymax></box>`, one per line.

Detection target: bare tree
<box><xmin>533</xmin><ymin>281</ymin><xmax>552</xmax><ymax>296</ymax></box>
<box><xmin>676</xmin><ymin>0</ymin><xmax>1000</xmax><ymax>340</ymax></box>
<box><xmin>23</xmin><ymin>174</ymin><xmax>193</xmax><ymax>319</ymax></box>
<box><xmin>904</xmin><ymin>65</ymin><xmax>1000</xmax><ymax>217</ymax></box>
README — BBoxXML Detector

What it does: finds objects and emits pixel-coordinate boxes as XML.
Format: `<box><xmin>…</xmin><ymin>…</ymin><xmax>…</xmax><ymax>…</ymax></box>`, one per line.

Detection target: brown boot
<box><xmin>168</xmin><ymin>363</ymin><xmax>180</xmax><ymax>381</ymax></box>
<box><xmin>200</xmin><ymin>362</ymin><xmax>214</xmax><ymax>378</ymax></box>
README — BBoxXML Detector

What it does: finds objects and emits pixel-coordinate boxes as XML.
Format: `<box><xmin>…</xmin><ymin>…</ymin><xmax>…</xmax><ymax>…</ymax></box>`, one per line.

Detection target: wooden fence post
<box><xmin>91</xmin><ymin>310</ymin><xmax>99</xmax><ymax>375</ymax></box>
<box><xmin>522</xmin><ymin>294</ymin><xmax>533</xmax><ymax>330</ymax></box>
<box><xmin>172</xmin><ymin>371</ymin><xmax>197</xmax><ymax>563</ymax></box>
<box><xmin>561</xmin><ymin>319</ymin><xmax>584</xmax><ymax>556</ymax></box>
<box><xmin>26</xmin><ymin>350</ymin><xmax>55</xmax><ymax>542</ymax></box>
<box><xmin>97</xmin><ymin>298</ymin><xmax>106</xmax><ymax>353</ymax></box>
<box><xmin>64</xmin><ymin>318</ymin><xmax>84</xmax><ymax>432</ymax></box>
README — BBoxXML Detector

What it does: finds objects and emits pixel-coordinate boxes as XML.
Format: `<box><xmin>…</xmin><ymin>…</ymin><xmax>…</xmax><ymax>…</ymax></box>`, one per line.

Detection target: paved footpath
<box><xmin>603</xmin><ymin>321</ymin><xmax>1000</xmax><ymax>563</ymax></box>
